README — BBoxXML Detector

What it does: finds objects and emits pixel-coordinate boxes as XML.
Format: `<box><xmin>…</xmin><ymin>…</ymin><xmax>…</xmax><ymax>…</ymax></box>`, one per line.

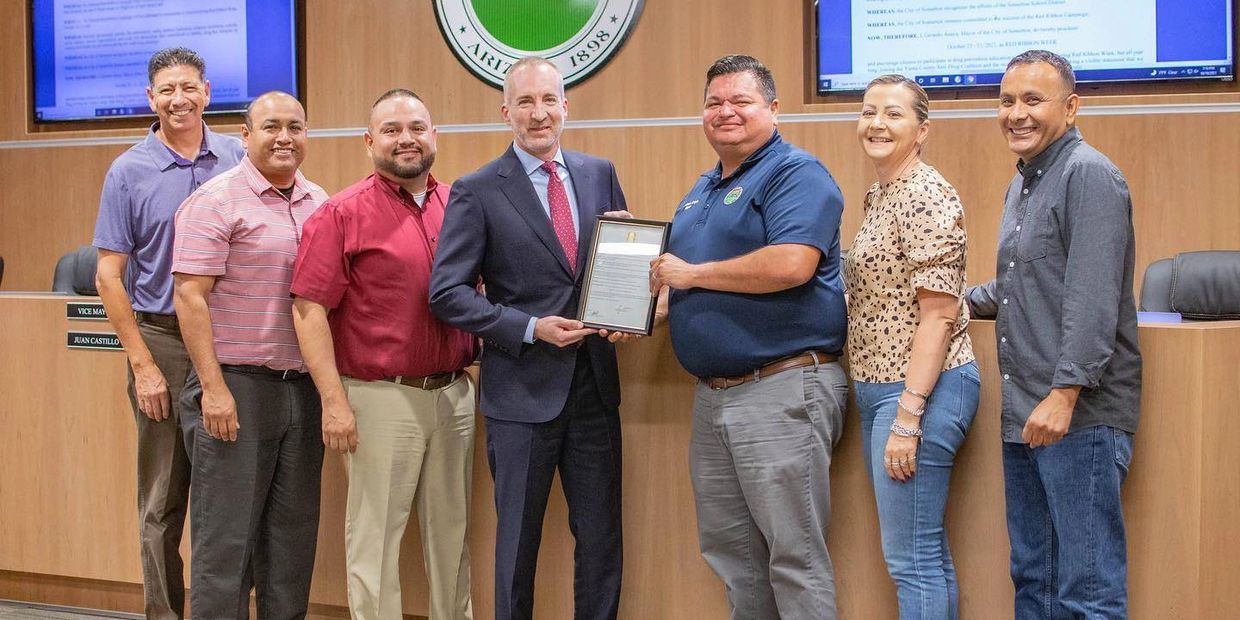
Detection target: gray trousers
<box><xmin>181</xmin><ymin>366</ymin><xmax>324</xmax><ymax>620</ymax></box>
<box><xmin>690</xmin><ymin>362</ymin><xmax>847</xmax><ymax>620</ymax></box>
<box><xmin>129</xmin><ymin>319</ymin><xmax>193</xmax><ymax>620</ymax></box>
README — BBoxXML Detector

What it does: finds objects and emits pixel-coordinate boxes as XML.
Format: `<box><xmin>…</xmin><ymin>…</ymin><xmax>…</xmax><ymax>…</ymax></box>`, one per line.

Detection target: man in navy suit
<box><xmin>430</xmin><ymin>56</ymin><xmax>634</xmax><ymax>620</ymax></box>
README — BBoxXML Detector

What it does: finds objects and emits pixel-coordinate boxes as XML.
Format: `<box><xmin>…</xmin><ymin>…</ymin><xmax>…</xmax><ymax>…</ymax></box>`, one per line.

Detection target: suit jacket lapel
<box><xmin>497</xmin><ymin>146</ymin><xmax>573</xmax><ymax>276</ymax></box>
<box><xmin>563</xmin><ymin>150</ymin><xmax>597</xmax><ymax>278</ymax></box>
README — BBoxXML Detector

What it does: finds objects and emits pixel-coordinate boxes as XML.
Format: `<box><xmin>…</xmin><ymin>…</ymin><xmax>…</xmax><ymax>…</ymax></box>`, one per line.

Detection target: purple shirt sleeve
<box><xmin>92</xmin><ymin>162</ymin><xmax>134</xmax><ymax>253</ymax></box>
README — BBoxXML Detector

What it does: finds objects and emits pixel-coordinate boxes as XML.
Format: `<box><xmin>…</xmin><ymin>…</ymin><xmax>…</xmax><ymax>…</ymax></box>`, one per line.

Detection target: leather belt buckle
<box><xmin>386</xmin><ymin>371</ymin><xmax>459</xmax><ymax>390</ymax></box>
<box><xmin>701</xmin><ymin>351</ymin><xmax>835</xmax><ymax>391</ymax></box>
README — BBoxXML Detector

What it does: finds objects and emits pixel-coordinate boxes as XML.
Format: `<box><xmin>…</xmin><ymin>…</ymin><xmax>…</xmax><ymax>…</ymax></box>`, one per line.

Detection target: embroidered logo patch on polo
<box><xmin>723</xmin><ymin>187</ymin><xmax>744</xmax><ymax>205</ymax></box>
<box><xmin>434</xmin><ymin>0</ymin><xmax>645</xmax><ymax>89</ymax></box>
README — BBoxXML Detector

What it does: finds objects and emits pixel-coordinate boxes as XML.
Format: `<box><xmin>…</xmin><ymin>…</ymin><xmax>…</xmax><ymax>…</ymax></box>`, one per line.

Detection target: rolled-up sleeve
<box><xmin>1052</xmin><ymin>161</ymin><xmax>1132</xmax><ymax>389</ymax></box>
<box><xmin>899</xmin><ymin>181</ymin><xmax>967</xmax><ymax>297</ymax></box>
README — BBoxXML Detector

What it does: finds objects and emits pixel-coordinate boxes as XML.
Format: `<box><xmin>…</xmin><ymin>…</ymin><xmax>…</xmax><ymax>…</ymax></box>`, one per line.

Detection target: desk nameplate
<box><xmin>67</xmin><ymin>331</ymin><xmax>123</xmax><ymax>351</ymax></box>
<box><xmin>67</xmin><ymin>301</ymin><xmax>108</xmax><ymax>321</ymax></box>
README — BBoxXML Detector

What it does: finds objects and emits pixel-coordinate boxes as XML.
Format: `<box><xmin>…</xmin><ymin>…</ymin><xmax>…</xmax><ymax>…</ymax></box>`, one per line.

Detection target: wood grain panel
<box><xmin>5</xmin><ymin>110</ymin><xmax>1238</xmax><ymax>303</ymax></box>
<box><xmin>4</xmin><ymin>295</ymin><xmax>1237</xmax><ymax>618</ymax></box>
<box><xmin>0</xmin><ymin>297</ymin><xmax>140</xmax><ymax>580</ymax></box>
<box><xmin>1123</xmin><ymin>326</ymin><xmax>1204</xmax><ymax>616</ymax></box>
<box><xmin>4</xmin><ymin>0</ymin><xmax>1237</xmax><ymax>143</ymax></box>
<box><xmin>1198</xmin><ymin>327</ymin><xmax>1240</xmax><ymax>615</ymax></box>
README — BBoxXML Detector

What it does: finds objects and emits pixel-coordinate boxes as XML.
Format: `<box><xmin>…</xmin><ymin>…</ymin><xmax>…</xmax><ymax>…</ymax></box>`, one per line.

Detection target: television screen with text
<box><xmin>817</xmin><ymin>0</ymin><xmax>1235</xmax><ymax>93</ymax></box>
<box><xmin>31</xmin><ymin>0</ymin><xmax>300</xmax><ymax>122</ymax></box>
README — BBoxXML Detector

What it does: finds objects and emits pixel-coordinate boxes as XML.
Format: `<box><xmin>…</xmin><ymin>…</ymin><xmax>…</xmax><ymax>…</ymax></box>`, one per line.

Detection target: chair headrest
<box><xmin>1170</xmin><ymin>250</ymin><xmax>1240</xmax><ymax>320</ymax></box>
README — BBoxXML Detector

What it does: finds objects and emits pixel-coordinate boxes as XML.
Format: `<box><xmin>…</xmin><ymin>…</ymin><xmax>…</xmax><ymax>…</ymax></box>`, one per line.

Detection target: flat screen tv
<box><xmin>30</xmin><ymin>0</ymin><xmax>301</xmax><ymax>123</ymax></box>
<box><xmin>816</xmin><ymin>0</ymin><xmax>1235</xmax><ymax>93</ymax></box>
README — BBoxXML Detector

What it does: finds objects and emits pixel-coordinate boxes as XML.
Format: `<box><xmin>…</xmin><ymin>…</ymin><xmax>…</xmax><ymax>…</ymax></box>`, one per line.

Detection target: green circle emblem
<box><xmin>434</xmin><ymin>0</ymin><xmax>644</xmax><ymax>89</ymax></box>
<box><xmin>723</xmin><ymin>187</ymin><xmax>744</xmax><ymax>205</ymax></box>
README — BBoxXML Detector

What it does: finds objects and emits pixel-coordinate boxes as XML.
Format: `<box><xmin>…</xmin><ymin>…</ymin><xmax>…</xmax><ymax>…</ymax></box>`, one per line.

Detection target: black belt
<box><xmin>221</xmin><ymin>364</ymin><xmax>310</xmax><ymax>381</ymax></box>
<box><xmin>136</xmin><ymin>311</ymin><xmax>178</xmax><ymax>329</ymax></box>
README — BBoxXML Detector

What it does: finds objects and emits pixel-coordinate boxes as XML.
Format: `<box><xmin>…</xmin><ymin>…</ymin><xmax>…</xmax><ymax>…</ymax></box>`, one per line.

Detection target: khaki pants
<box><xmin>343</xmin><ymin>374</ymin><xmax>476</xmax><ymax>620</ymax></box>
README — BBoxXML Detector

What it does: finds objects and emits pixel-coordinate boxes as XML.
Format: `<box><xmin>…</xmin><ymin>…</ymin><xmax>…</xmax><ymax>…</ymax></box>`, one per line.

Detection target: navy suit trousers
<box><xmin>485</xmin><ymin>347</ymin><xmax>624</xmax><ymax>620</ymax></box>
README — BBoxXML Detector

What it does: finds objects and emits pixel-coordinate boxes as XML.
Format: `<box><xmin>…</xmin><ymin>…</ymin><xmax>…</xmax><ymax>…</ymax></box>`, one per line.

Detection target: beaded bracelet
<box><xmin>890</xmin><ymin>421</ymin><xmax>923</xmax><ymax>437</ymax></box>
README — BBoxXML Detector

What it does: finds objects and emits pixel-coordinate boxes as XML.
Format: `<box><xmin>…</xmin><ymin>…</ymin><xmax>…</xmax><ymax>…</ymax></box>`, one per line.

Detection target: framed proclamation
<box><xmin>577</xmin><ymin>216</ymin><xmax>670</xmax><ymax>335</ymax></box>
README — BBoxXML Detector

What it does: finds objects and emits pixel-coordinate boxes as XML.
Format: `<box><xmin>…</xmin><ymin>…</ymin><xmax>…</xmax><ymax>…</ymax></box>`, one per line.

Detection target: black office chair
<box><xmin>1140</xmin><ymin>250</ymin><xmax>1240</xmax><ymax>319</ymax></box>
<box><xmin>51</xmin><ymin>245</ymin><xmax>99</xmax><ymax>296</ymax></box>
<box><xmin>0</xmin><ymin>255</ymin><xmax>5</xmax><ymax>288</ymax></box>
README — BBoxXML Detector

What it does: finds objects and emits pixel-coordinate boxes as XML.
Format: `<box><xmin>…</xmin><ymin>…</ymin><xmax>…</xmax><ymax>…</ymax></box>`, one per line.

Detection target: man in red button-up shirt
<box><xmin>291</xmin><ymin>89</ymin><xmax>479</xmax><ymax>620</ymax></box>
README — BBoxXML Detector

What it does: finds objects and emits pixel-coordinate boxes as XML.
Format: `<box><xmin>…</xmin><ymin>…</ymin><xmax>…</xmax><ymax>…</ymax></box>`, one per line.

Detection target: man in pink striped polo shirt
<box><xmin>171</xmin><ymin>91</ymin><xmax>329</xmax><ymax>619</ymax></box>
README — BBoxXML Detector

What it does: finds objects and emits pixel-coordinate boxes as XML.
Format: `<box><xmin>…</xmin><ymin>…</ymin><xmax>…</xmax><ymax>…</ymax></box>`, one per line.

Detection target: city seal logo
<box><xmin>434</xmin><ymin>0</ymin><xmax>644</xmax><ymax>89</ymax></box>
<box><xmin>723</xmin><ymin>187</ymin><xmax>744</xmax><ymax>205</ymax></box>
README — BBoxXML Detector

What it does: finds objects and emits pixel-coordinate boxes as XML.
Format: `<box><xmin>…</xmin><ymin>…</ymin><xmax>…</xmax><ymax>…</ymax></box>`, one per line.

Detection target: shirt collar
<box><xmin>143</xmin><ymin>121</ymin><xmax>215</xmax><ymax>169</ymax></box>
<box><xmin>238</xmin><ymin>156</ymin><xmax>310</xmax><ymax>201</ymax></box>
<box><xmin>512</xmin><ymin>142</ymin><xmax>566</xmax><ymax>176</ymax></box>
<box><xmin>1018</xmin><ymin>126</ymin><xmax>1081</xmax><ymax>178</ymax></box>
<box><xmin>706</xmin><ymin>130</ymin><xmax>782</xmax><ymax>182</ymax></box>
<box><xmin>374</xmin><ymin>172</ymin><xmax>439</xmax><ymax>209</ymax></box>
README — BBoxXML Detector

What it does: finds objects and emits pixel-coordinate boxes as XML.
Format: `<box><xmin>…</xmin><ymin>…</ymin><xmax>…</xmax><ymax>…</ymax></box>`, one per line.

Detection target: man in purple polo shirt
<box><xmin>91</xmin><ymin>47</ymin><xmax>244</xmax><ymax>620</ymax></box>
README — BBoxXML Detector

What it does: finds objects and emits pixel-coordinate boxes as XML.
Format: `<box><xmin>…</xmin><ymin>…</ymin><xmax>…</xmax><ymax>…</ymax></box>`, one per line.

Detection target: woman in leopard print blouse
<box><xmin>843</xmin><ymin>74</ymin><xmax>981</xmax><ymax>620</ymax></box>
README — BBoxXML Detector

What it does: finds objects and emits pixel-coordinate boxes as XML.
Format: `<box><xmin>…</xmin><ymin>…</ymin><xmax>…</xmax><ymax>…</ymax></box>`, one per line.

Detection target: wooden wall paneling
<box><xmin>1084</xmin><ymin>113</ymin><xmax>1240</xmax><ymax>271</ymax></box>
<box><xmin>5</xmin><ymin>112</ymin><xmax>1240</xmax><ymax>297</ymax></box>
<box><xmin>4</xmin><ymin>295</ymin><xmax>1239</xmax><ymax>617</ymax></box>
<box><xmin>0</xmin><ymin>297</ymin><xmax>141</xmax><ymax>581</ymax></box>
<box><xmin>1197</xmin><ymin>326</ymin><xmax>1240</xmax><ymax>615</ymax></box>
<box><xmin>0</xmin><ymin>145</ymin><xmax>127</xmax><ymax>292</ymax></box>
<box><xmin>0</xmin><ymin>570</ymin><xmax>145</xmax><ymax>615</ymax></box>
<box><xmin>1122</xmin><ymin>325</ymin><xmax>1205</xmax><ymax>617</ymax></box>
<box><xmin>301</xmin><ymin>0</ymin><xmax>816</xmax><ymax>128</ymax></box>
<box><xmin>8</xmin><ymin>0</ymin><xmax>1238</xmax><ymax>142</ymax></box>
<box><xmin>0</xmin><ymin>1</ymin><xmax>27</xmax><ymax>140</ymax></box>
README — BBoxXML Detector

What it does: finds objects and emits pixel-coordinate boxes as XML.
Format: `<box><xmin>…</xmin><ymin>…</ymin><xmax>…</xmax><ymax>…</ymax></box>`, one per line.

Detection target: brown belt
<box><xmin>701</xmin><ymin>351</ymin><xmax>837</xmax><ymax>390</ymax></box>
<box><xmin>135</xmin><ymin>311</ymin><xmax>178</xmax><ymax>330</ymax></box>
<box><xmin>378</xmin><ymin>370</ymin><xmax>463</xmax><ymax>391</ymax></box>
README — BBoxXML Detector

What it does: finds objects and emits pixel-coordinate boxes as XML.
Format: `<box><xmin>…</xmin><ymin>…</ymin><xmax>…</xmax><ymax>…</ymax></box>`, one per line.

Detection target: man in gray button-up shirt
<box><xmin>967</xmin><ymin>50</ymin><xmax>1141</xmax><ymax>619</ymax></box>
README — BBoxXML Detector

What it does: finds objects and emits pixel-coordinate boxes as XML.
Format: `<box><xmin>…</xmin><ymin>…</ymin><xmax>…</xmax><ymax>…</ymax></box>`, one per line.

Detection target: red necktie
<box><xmin>541</xmin><ymin>160</ymin><xmax>577</xmax><ymax>272</ymax></box>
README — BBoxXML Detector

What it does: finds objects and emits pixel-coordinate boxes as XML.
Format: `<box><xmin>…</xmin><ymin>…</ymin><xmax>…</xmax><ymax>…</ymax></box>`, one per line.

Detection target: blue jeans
<box><xmin>1003</xmin><ymin>426</ymin><xmax>1134</xmax><ymax>620</ymax></box>
<box><xmin>855</xmin><ymin>362</ymin><xmax>980</xmax><ymax>620</ymax></box>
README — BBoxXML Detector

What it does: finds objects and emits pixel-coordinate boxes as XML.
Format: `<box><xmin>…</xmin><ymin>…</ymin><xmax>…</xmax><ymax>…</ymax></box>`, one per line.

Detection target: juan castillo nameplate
<box><xmin>67</xmin><ymin>331</ymin><xmax>123</xmax><ymax>351</ymax></box>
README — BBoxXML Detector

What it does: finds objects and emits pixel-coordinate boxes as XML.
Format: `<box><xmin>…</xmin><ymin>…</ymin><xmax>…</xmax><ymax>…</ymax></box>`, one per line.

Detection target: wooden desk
<box><xmin>1</xmin><ymin>294</ymin><xmax>1236</xmax><ymax>618</ymax></box>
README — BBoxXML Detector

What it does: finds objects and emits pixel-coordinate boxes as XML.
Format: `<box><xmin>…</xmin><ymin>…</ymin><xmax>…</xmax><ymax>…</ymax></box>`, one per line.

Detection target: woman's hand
<box><xmin>884</xmin><ymin>432</ymin><xmax>920</xmax><ymax>482</ymax></box>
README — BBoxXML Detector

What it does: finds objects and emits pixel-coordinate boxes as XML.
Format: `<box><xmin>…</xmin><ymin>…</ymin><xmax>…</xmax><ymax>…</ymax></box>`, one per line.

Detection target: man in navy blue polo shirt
<box><xmin>650</xmin><ymin>54</ymin><xmax>848</xmax><ymax>620</ymax></box>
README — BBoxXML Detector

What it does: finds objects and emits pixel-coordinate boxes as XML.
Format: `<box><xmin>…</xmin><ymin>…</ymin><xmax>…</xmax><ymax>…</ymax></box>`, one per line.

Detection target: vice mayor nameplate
<box><xmin>67</xmin><ymin>301</ymin><xmax>108</xmax><ymax>321</ymax></box>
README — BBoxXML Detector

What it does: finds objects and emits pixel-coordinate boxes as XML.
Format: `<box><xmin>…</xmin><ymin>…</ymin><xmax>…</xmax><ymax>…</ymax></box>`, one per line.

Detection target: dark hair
<box><xmin>865</xmin><ymin>74</ymin><xmax>929</xmax><ymax>123</ymax></box>
<box><xmin>704</xmin><ymin>54</ymin><xmax>777</xmax><ymax>103</ymax></box>
<box><xmin>372</xmin><ymin>88</ymin><xmax>424</xmax><ymax>109</ymax></box>
<box><xmin>147</xmin><ymin>47</ymin><xmax>205</xmax><ymax>84</ymax></box>
<box><xmin>1007</xmin><ymin>50</ymin><xmax>1076</xmax><ymax>92</ymax></box>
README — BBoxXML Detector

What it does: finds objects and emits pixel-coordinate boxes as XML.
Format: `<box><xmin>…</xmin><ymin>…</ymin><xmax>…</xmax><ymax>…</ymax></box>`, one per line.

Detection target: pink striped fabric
<box><xmin>172</xmin><ymin>157</ymin><xmax>328</xmax><ymax>370</ymax></box>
